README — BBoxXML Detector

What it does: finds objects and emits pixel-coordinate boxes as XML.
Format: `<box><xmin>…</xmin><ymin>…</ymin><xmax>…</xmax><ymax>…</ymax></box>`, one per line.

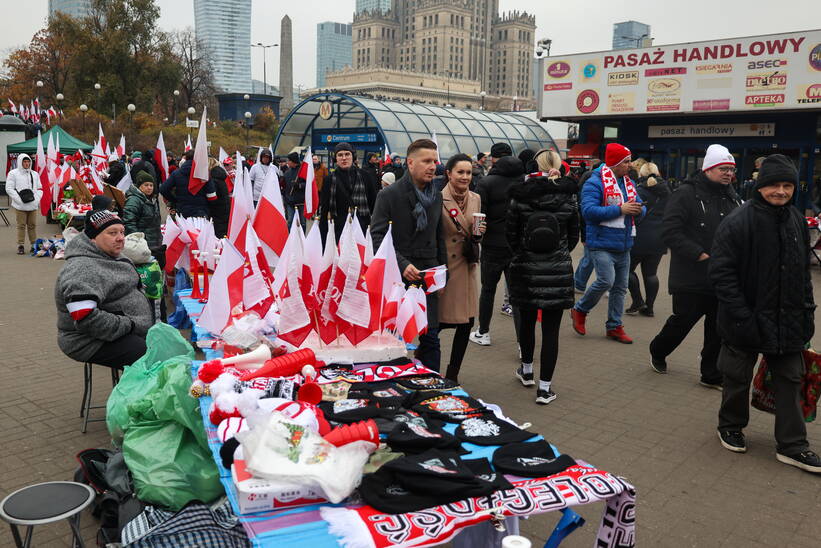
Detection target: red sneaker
<box><xmin>570</xmin><ymin>308</ymin><xmax>586</xmax><ymax>335</ymax></box>
<box><xmin>606</xmin><ymin>325</ymin><xmax>633</xmax><ymax>344</ymax></box>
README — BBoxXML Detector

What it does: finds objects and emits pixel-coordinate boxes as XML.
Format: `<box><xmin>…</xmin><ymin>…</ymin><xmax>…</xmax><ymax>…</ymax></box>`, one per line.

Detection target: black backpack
<box><xmin>522</xmin><ymin>211</ymin><xmax>560</xmax><ymax>253</ymax></box>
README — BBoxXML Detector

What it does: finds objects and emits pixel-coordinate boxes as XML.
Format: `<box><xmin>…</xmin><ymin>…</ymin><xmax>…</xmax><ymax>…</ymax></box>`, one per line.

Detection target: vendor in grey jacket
<box><xmin>55</xmin><ymin>210</ymin><xmax>153</xmax><ymax>369</ymax></box>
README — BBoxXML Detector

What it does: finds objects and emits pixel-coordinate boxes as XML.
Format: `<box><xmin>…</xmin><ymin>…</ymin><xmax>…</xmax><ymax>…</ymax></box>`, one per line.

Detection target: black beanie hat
<box><xmin>287</xmin><ymin>152</ymin><xmax>300</xmax><ymax>164</ymax></box>
<box><xmin>490</xmin><ymin>142</ymin><xmax>512</xmax><ymax>158</ymax></box>
<box><xmin>756</xmin><ymin>154</ymin><xmax>798</xmax><ymax>189</ymax></box>
<box><xmin>454</xmin><ymin>414</ymin><xmax>537</xmax><ymax>446</ymax></box>
<box><xmin>334</xmin><ymin>142</ymin><xmax>354</xmax><ymax>156</ymax></box>
<box><xmin>85</xmin><ymin>210</ymin><xmax>124</xmax><ymax>239</ymax></box>
<box><xmin>91</xmin><ymin>195</ymin><xmax>114</xmax><ymax>211</ymax></box>
<box><xmin>492</xmin><ymin>440</ymin><xmax>576</xmax><ymax>478</ymax></box>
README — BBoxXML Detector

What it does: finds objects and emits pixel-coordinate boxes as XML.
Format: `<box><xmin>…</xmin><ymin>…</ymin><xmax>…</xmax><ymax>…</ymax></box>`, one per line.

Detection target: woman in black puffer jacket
<box><xmin>506</xmin><ymin>149</ymin><xmax>579</xmax><ymax>405</ymax></box>
<box><xmin>626</xmin><ymin>162</ymin><xmax>671</xmax><ymax>317</ymax></box>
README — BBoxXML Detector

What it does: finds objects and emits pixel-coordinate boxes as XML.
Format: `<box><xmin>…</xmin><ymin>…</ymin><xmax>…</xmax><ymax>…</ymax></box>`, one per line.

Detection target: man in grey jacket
<box><xmin>55</xmin><ymin>210</ymin><xmax>153</xmax><ymax>368</ymax></box>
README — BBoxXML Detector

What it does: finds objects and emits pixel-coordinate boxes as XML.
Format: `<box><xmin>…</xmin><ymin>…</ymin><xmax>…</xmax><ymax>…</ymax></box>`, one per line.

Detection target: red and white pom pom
<box><xmin>198</xmin><ymin>359</ymin><xmax>226</xmax><ymax>383</ymax></box>
<box><xmin>209</xmin><ymin>392</ymin><xmax>241</xmax><ymax>425</ymax></box>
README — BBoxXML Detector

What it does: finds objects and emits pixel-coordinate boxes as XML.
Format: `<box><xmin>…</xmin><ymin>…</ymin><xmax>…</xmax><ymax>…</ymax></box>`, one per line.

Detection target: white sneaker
<box><xmin>469</xmin><ymin>330</ymin><xmax>491</xmax><ymax>346</ymax></box>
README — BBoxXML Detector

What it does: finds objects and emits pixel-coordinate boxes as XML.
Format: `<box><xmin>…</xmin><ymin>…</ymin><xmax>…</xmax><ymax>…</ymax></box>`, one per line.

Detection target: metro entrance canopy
<box><xmin>274</xmin><ymin>92</ymin><xmax>557</xmax><ymax>160</ymax></box>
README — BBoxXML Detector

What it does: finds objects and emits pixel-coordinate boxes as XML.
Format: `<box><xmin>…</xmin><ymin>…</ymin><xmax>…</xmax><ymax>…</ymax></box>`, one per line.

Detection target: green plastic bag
<box><xmin>121</xmin><ymin>356</ymin><xmax>223</xmax><ymax>510</ymax></box>
<box><xmin>107</xmin><ymin>322</ymin><xmax>194</xmax><ymax>446</ymax></box>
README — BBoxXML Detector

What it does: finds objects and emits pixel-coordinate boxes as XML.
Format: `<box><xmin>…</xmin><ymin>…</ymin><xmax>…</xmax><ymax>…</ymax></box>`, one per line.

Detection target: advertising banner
<box><xmin>538</xmin><ymin>29</ymin><xmax>821</xmax><ymax>119</ymax></box>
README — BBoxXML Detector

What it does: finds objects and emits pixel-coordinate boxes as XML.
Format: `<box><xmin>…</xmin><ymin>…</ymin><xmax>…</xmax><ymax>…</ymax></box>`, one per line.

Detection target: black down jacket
<box><xmin>632</xmin><ymin>178</ymin><xmax>671</xmax><ymax>257</ymax></box>
<box><xmin>476</xmin><ymin>156</ymin><xmax>524</xmax><ymax>251</ymax></box>
<box><xmin>662</xmin><ymin>171</ymin><xmax>741</xmax><ymax>295</ymax></box>
<box><xmin>506</xmin><ymin>175</ymin><xmax>580</xmax><ymax>310</ymax></box>
<box><xmin>709</xmin><ymin>196</ymin><xmax>815</xmax><ymax>354</ymax></box>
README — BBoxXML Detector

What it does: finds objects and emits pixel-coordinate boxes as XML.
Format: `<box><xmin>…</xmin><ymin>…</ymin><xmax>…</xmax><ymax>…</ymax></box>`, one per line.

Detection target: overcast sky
<box><xmin>3</xmin><ymin>0</ymin><xmax>820</xmax><ymax>90</ymax></box>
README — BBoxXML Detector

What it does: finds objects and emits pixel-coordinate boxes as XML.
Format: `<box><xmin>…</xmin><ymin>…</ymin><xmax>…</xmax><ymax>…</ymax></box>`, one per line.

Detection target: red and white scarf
<box><xmin>600</xmin><ymin>165</ymin><xmax>637</xmax><ymax>236</ymax></box>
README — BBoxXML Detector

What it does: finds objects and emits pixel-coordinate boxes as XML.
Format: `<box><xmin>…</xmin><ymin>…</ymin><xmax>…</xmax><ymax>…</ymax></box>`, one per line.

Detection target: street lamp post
<box><xmin>79</xmin><ymin>104</ymin><xmax>88</xmax><ymax>132</ymax></box>
<box><xmin>55</xmin><ymin>93</ymin><xmax>64</xmax><ymax>118</ymax></box>
<box><xmin>94</xmin><ymin>82</ymin><xmax>101</xmax><ymax>113</ymax></box>
<box><xmin>251</xmin><ymin>43</ymin><xmax>278</xmax><ymax>94</ymax></box>
<box><xmin>187</xmin><ymin>106</ymin><xmax>195</xmax><ymax>140</ymax></box>
<box><xmin>480</xmin><ymin>90</ymin><xmax>486</xmax><ymax>111</ymax></box>
<box><xmin>173</xmin><ymin>89</ymin><xmax>179</xmax><ymax>125</ymax></box>
<box><xmin>127</xmin><ymin>103</ymin><xmax>136</xmax><ymax>142</ymax></box>
<box><xmin>244</xmin><ymin>111</ymin><xmax>252</xmax><ymax>147</ymax></box>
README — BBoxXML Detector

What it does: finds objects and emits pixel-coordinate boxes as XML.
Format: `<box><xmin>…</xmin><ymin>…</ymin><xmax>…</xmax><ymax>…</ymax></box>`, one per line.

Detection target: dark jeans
<box><xmin>478</xmin><ymin>248</ymin><xmax>511</xmax><ymax>333</ymax></box>
<box><xmin>415</xmin><ymin>328</ymin><xmax>441</xmax><ymax>373</ymax></box>
<box><xmin>650</xmin><ymin>292</ymin><xmax>721</xmax><ymax>383</ymax></box>
<box><xmin>518</xmin><ymin>308</ymin><xmax>564</xmax><ymax>382</ymax></box>
<box><xmin>442</xmin><ymin>319</ymin><xmax>474</xmax><ymax>382</ymax></box>
<box><xmin>717</xmin><ymin>344</ymin><xmax>808</xmax><ymax>455</ymax></box>
<box><xmin>627</xmin><ymin>253</ymin><xmax>662</xmax><ymax>310</ymax></box>
<box><xmin>89</xmin><ymin>334</ymin><xmax>147</xmax><ymax>369</ymax></box>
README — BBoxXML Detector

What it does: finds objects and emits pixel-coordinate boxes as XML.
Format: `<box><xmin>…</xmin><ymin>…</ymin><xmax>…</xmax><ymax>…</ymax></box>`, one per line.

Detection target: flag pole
<box><xmin>312</xmin><ymin>310</ymin><xmax>323</xmax><ymax>349</ymax></box>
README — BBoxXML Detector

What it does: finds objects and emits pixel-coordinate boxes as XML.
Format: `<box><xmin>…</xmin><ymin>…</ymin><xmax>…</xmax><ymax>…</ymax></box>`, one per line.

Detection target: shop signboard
<box><xmin>538</xmin><ymin>29</ymin><xmax>821</xmax><ymax>119</ymax></box>
<box><xmin>647</xmin><ymin>123</ymin><xmax>776</xmax><ymax>138</ymax></box>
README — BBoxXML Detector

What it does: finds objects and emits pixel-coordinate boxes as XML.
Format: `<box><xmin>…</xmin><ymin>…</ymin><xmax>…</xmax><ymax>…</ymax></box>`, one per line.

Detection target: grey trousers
<box><xmin>717</xmin><ymin>344</ymin><xmax>808</xmax><ymax>455</ymax></box>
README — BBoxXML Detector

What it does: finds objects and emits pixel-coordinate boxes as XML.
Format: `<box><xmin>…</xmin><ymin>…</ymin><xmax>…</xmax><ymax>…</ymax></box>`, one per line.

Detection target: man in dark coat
<box><xmin>469</xmin><ymin>142</ymin><xmax>524</xmax><ymax>346</ymax></box>
<box><xmin>319</xmin><ymin>143</ymin><xmax>378</xmax><ymax>242</ymax></box>
<box><xmin>370</xmin><ymin>139</ymin><xmax>447</xmax><ymax>372</ymax></box>
<box><xmin>209</xmin><ymin>160</ymin><xmax>231</xmax><ymax>238</ymax></box>
<box><xmin>709</xmin><ymin>154</ymin><xmax>820</xmax><ymax>473</ymax></box>
<box><xmin>159</xmin><ymin>150</ymin><xmax>217</xmax><ymax>218</ymax></box>
<box><xmin>649</xmin><ymin>144</ymin><xmax>742</xmax><ymax>386</ymax></box>
<box><xmin>283</xmin><ymin>152</ymin><xmax>305</xmax><ymax>228</ymax></box>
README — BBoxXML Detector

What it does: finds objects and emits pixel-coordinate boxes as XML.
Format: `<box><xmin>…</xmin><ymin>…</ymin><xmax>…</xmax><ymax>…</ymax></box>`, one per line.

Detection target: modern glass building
<box><xmin>355</xmin><ymin>0</ymin><xmax>392</xmax><ymax>14</ymax></box>
<box><xmin>316</xmin><ymin>22</ymin><xmax>353</xmax><ymax>87</ymax></box>
<box><xmin>48</xmin><ymin>0</ymin><xmax>91</xmax><ymax>19</ymax></box>
<box><xmin>194</xmin><ymin>0</ymin><xmax>252</xmax><ymax>94</ymax></box>
<box><xmin>275</xmin><ymin>92</ymin><xmax>557</xmax><ymax>160</ymax></box>
<box><xmin>612</xmin><ymin>21</ymin><xmax>651</xmax><ymax>50</ymax></box>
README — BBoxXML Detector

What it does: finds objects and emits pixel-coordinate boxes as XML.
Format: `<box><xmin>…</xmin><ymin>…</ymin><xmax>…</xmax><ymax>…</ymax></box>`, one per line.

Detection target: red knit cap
<box><xmin>605</xmin><ymin>143</ymin><xmax>631</xmax><ymax>167</ymax></box>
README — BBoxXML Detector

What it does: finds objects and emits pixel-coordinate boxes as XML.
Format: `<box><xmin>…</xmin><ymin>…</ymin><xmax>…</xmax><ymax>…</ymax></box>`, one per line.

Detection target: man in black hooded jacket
<box><xmin>709</xmin><ymin>154</ymin><xmax>820</xmax><ymax>473</ymax></box>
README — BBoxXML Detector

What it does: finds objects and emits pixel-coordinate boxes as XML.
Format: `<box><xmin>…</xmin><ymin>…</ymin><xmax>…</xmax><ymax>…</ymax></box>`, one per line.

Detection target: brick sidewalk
<box><xmin>0</xmin><ymin>214</ymin><xmax>818</xmax><ymax>547</ymax></box>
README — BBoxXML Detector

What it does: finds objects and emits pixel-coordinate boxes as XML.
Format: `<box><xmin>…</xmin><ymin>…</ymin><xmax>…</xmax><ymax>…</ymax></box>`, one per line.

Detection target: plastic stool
<box><xmin>79</xmin><ymin>363</ymin><xmax>120</xmax><ymax>433</ymax></box>
<box><xmin>0</xmin><ymin>481</ymin><xmax>95</xmax><ymax>547</ymax></box>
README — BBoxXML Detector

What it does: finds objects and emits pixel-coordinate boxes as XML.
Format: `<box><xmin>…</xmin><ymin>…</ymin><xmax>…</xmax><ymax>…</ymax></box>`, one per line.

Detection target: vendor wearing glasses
<box><xmin>649</xmin><ymin>144</ymin><xmax>742</xmax><ymax>388</ymax></box>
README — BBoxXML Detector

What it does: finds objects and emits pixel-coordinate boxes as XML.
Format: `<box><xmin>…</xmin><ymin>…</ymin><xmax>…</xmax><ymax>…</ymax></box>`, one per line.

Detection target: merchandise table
<box><xmin>177</xmin><ymin>290</ymin><xmax>636</xmax><ymax>547</ymax></box>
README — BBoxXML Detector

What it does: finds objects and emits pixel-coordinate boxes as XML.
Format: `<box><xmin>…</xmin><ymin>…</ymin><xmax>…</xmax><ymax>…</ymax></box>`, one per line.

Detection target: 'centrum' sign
<box><xmin>648</xmin><ymin>123</ymin><xmax>776</xmax><ymax>138</ymax></box>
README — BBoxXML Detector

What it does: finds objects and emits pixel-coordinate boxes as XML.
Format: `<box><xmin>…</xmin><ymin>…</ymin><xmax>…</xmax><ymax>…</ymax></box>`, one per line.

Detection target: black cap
<box><xmin>490</xmin><ymin>142</ymin><xmax>512</xmax><ymax>158</ymax></box>
<box><xmin>334</xmin><ymin>142</ymin><xmax>354</xmax><ymax>156</ymax></box>
<box><xmin>287</xmin><ymin>152</ymin><xmax>300</xmax><ymax>164</ymax></box>
<box><xmin>756</xmin><ymin>154</ymin><xmax>798</xmax><ymax>189</ymax></box>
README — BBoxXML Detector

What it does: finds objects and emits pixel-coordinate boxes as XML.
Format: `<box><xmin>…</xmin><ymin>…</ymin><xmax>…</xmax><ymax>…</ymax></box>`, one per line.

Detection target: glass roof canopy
<box><xmin>274</xmin><ymin>92</ymin><xmax>557</xmax><ymax>160</ymax></box>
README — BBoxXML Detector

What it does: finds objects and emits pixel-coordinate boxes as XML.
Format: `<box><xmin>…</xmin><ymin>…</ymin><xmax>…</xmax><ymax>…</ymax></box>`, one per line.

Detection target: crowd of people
<box><xmin>41</xmin><ymin>133</ymin><xmax>821</xmax><ymax>475</ymax></box>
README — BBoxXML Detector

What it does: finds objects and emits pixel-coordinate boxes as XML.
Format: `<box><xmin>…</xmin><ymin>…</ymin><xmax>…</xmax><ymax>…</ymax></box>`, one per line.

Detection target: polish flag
<box><xmin>422</xmin><ymin>265</ymin><xmax>447</xmax><ymax>294</ymax></box>
<box><xmin>381</xmin><ymin>283</ymin><xmax>405</xmax><ymax>331</ymax></box>
<box><xmin>228</xmin><ymin>162</ymin><xmax>254</xmax><ymax>254</ymax></box>
<box><xmin>364</xmin><ymin>226</ymin><xmax>374</xmax><ymax>266</ymax></box>
<box><xmin>66</xmin><ymin>299</ymin><xmax>97</xmax><ymax>322</ymax></box>
<box><xmin>154</xmin><ymin>131</ymin><xmax>169</xmax><ymax>182</ymax></box>
<box><xmin>116</xmin><ymin>169</ymin><xmax>132</xmax><ymax>193</ymax></box>
<box><xmin>411</xmin><ymin>285</ymin><xmax>429</xmax><ymax>335</ymax></box>
<box><xmin>301</xmin><ymin>220</ymin><xmax>324</xmax><ymax>312</ymax></box>
<box><xmin>351</xmin><ymin>214</ymin><xmax>368</xmax><ymax>263</ymax></box>
<box><xmin>8</xmin><ymin>99</ymin><xmax>16</xmax><ymax>114</ymax></box>
<box><xmin>383</xmin><ymin>145</ymin><xmax>391</xmax><ymax>165</ymax></box>
<box><xmin>97</xmin><ymin>123</ymin><xmax>107</xmax><ymax>154</ymax></box>
<box><xmin>162</xmin><ymin>218</ymin><xmax>186</xmax><ymax>275</ymax></box>
<box><xmin>396</xmin><ymin>288</ymin><xmax>421</xmax><ymax>342</ymax></box>
<box><xmin>188</xmin><ymin>109</ymin><xmax>210</xmax><ymax>195</ymax></box>
<box><xmin>184</xmin><ymin>134</ymin><xmax>192</xmax><ymax>152</ymax></box>
<box><xmin>272</xmin><ymin>216</ymin><xmax>312</xmax><ymax>347</ymax></box>
<box><xmin>252</xmin><ymin>160</ymin><xmax>288</xmax><ymax>267</ymax></box>
<box><xmin>363</xmin><ymin>224</ymin><xmax>402</xmax><ymax>331</ymax></box>
<box><xmin>218</xmin><ymin>147</ymin><xmax>228</xmax><ymax>165</ymax></box>
<box><xmin>35</xmin><ymin>131</ymin><xmax>51</xmax><ymax>216</ymax></box>
<box><xmin>298</xmin><ymin>146</ymin><xmax>318</xmax><ymax>218</ymax></box>
<box><xmin>198</xmin><ymin>240</ymin><xmax>247</xmax><ymax>336</ymax></box>
<box><xmin>46</xmin><ymin>133</ymin><xmax>57</xmax><ymax>181</ymax></box>
<box><xmin>116</xmin><ymin>134</ymin><xmax>126</xmax><ymax>159</ymax></box>
<box><xmin>336</xmin><ymin>221</ymin><xmax>371</xmax><ymax>345</ymax></box>
<box><xmin>314</xmin><ymin>219</ymin><xmax>339</xmax><ymax>344</ymax></box>
<box><xmin>243</xmin><ymin>223</ymin><xmax>273</xmax><ymax>311</ymax></box>
<box><xmin>320</xmin><ymin>219</ymin><xmax>351</xmax><ymax>340</ymax></box>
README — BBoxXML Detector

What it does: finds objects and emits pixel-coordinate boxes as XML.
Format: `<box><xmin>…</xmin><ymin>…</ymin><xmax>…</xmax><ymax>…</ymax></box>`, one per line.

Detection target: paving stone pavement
<box><xmin>0</xmin><ymin>214</ymin><xmax>819</xmax><ymax>547</ymax></box>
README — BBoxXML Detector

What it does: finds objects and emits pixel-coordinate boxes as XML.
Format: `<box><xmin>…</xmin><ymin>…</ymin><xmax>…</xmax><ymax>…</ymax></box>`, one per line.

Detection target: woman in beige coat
<box><xmin>439</xmin><ymin>153</ymin><xmax>484</xmax><ymax>382</ymax></box>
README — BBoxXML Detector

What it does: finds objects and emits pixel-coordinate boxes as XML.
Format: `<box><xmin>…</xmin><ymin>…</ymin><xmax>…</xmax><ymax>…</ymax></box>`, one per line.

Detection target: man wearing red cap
<box><xmin>571</xmin><ymin>143</ymin><xmax>644</xmax><ymax>343</ymax></box>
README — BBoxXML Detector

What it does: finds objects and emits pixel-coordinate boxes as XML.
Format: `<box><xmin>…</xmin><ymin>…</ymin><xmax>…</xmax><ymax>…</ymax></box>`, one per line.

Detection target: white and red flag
<box><xmin>188</xmin><ymin>109</ymin><xmax>210</xmax><ymax>195</ymax></box>
<box><xmin>301</xmin><ymin>220</ymin><xmax>324</xmax><ymax>313</ymax></box>
<box><xmin>198</xmin><ymin>240</ymin><xmax>246</xmax><ymax>335</ymax></box>
<box><xmin>116</xmin><ymin>169</ymin><xmax>132</xmax><ymax>193</ymax></box>
<box><xmin>8</xmin><ymin>99</ymin><xmax>16</xmax><ymax>114</ymax></box>
<box><xmin>251</xmin><ymin>159</ymin><xmax>288</xmax><ymax>267</ymax></box>
<box><xmin>363</xmin><ymin>224</ymin><xmax>402</xmax><ymax>331</ymax></box>
<box><xmin>184</xmin><ymin>134</ymin><xmax>192</xmax><ymax>152</ymax></box>
<box><xmin>154</xmin><ymin>131</ymin><xmax>169</xmax><ymax>182</ymax></box>
<box><xmin>422</xmin><ymin>265</ymin><xmax>447</xmax><ymax>294</ymax></box>
<box><xmin>97</xmin><ymin>123</ymin><xmax>107</xmax><ymax>154</ymax></box>
<box><xmin>228</xmin><ymin>162</ymin><xmax>254</xmax><ymax>254</ymax></box>
<box><xmin>243</xmin><ymin>223</ymin><xmax>274</xmax><ymax>313</ymax></box>
<box><xmin>298</xmin><ymin>146</ymin><xmax>318</xmax><ymax>218</ymax></box>
<box><xmin>336</xmin><ymin>219</ymin><xmax>372</xmax><ymax>345</ymax></box>
<box><xmin>116</xmin><ymin>134</ymin><xmax>126</xmax><ymax>159</ymax></box>
<box><xmin>272</xmin><ymin>216</ymin><xmax>312</xmax><ymax>347</ymax></box>
<box><xmin>314</xmin><ymin>219</ymin><xmax>339</xmax><ymax>344</ymax></box>
<box><xmin>396</xmin><ymin>287</ymin><xmax>425</xmax><ymax>342</ymax></box>
<box><xmin>162</xmin><ymin>217</ymin><xmax>186</xmax><ymax>275</ymax></box>
<box><xmin>35</xmin><ymin>131</ymin><xmax>51</xmax><ymax>216</ymax></box>
<box><xmin>383</xmin><ymin>145</ymin><xmax>391</xmax><ymax>165</ymax></box>
<box><xmin>381</xmin><ymin>283</ymin><xmax>405</xmax><ymax>331</ymax></box>
<box><xmin>218</xmin><ymin>147</ymin><xmax>228</xmax><ymax>165</ymax></box>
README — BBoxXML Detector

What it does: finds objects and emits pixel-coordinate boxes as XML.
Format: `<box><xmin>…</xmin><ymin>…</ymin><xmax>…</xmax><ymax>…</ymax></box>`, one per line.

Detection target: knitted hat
<box><xmin>454</xmin><ymin>415</ymin><xmax>537</xmax><ymax>446</ymax></box>
<box><xmin>381</xmin><ymin>172</ymin><xmax>396</xmax><ymax>185</ymax></box>
<box><xmin>490</xmin><ymin>142</ymin><xmax>512</xmax><ymax>158</ymax></box>
<box><xmin>334</xmin><ymin>142</ymin><xmax>354</xmax><ymax>156</ymax></box>
<box><xmin>702</xmin><ymin>144</ymin><xmax>735</xmax><ymax>172</ymax></box>
<box><xmin>386</xmin><ymin>419</ymin><xmax>464</xmax><ymax>455</ymax></box>
<box><xmin>85</xmin><ymin>210</ymin><xmax>124</xmax><ymax>239</ymax></box>
<box><xmin>492</xmin><ymin>440</ymin><xmax>577</xmax><ymax>478</ymax></box>
<box><xmin>131</xmin><ymin>151</ymin><xmax>142</xmax><ymax>159</ymax></box>
<box><xmin>407</xmin><ymin>391</ymin><xmax>490</xmax><ymax>422</ymax></box>
<box><xmin>396</xmin><ymin>376</ymin><xmax>459</xmax><ymax>392</ymax></box>
<box><xmin>91</xmin><ymin>195</ymin><xmax>114</xmax><ymax>211</ymax></box>
<box><xmin>604</xmin><ymin>143</ymin><xmax>631</xmax><ymax>167</ymax></box>
<box><xmin>135</xmin><ymin>170</ymin><xmax>154</xmax><ymax>185</ymax></box>
<box><xmin>755</xmin><ymin>154</ymin><xmax>798</xmax><ymax>189</ymax></box>
<box><xmin>287</xmin><ymin>152</ymin><xmax>300</xmax><ymax>164</ymax></box>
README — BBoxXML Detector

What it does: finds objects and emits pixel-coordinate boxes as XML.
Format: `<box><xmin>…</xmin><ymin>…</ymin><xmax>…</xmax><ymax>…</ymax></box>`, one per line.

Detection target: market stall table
<box><xmin>177</xmin><ymin>290</ymin><xmax>637</xmax><ymax>547</ymax></box>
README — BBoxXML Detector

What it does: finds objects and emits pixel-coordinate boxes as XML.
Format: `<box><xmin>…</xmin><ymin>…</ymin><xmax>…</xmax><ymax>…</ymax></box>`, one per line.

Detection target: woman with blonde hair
<box><xmin>626</xmin><ymin>162</ymin><xmax>671</xmax><ymax>316</ymax></box>
<box><xmin>506</xmin><ymin>149</ymin><xmax>579</xmax><ymax>404</ymax></box>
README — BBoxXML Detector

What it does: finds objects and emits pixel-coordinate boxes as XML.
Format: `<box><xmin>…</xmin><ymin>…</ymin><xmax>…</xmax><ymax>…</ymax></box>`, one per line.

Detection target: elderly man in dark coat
<box><xmin>370</xmin><ymin>139</ymin><xmax>447</xmax><ymax>372</ymax></box>
<box><xmin>710</xmin><ymin>154</ymin><xmax>820</xmax><ymax>473</ymax></box>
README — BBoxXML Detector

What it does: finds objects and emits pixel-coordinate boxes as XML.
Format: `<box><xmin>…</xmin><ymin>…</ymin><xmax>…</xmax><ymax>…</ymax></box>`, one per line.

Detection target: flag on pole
<box><xmin>252</xmin><ymin>159</ymin><xmax>288</xmax><ymax>267</ymax></box>
<box><xmin>188</xmin><ymin>109</ymin><xmax>210</xmax><ymax>194</ymax></box>
<box><xmin>243</xmin><ymin>223</ymin><xmax>274</xmax><ymax>311</ymax></box>
<box><xmin>431</xmin><ymin>131</ymin><xmax>441</xmax><ymax>164</ymax></box>
<box><xmin>272</xmin><ymin>216</ymin><xmax>312</xmax><ymax>347</ymax></box>
<box><xmin>314</xmin><ymin>219</ymin><xmax>339</xmax><ymax>344</ymax></box>
<box><xmin>396</xmin><ymin>287</ymin><xmax>422</xmax><ymax>342</ymax></box>
<box><xmin>162</xmin><ymin>218</ymin><xmax>185</xmax><ymax>275</ymax></box>
<box><xmin>184</xmin><ymin>134</ymin><xmax>192</xmax><ymax>152</ymax></box>
<box><xmin>154</xmin><ymin>131</ymin><xmax>169</xmax><ymax>182</ymax></box>
<box><xmin>421</xmin><ymin>265</ymin><xmax>447</xmax><ymax>294</ymax></box>
<box><xmin>383</xmin><ymin>144</ymin><xmax>391</xmax><ymax>164</ymax></box>
<box><xmin>198</xmin><ymin>240</ymin><xmax>246</xmax><ymax>335</ymax></box>
<box><xmin>218</xmin><ymin>147</ymin><xmax>228</xmax><ymax>165</ymax></box>
<box><xmin>363</xmin><ymin>224</ymin><xmax>403</xmax><ymax>331</ymax></box>
<box><xmin>97</xmin><ymin>123</ymin><xmax>107</xmax><ymax>154</ymax></box>
<box><xmin>336</xmin><ymin>220</ymin><xmax>371</xmax><ymax>345</ymax></box>
<box><xmin>116</xmin><ymin>135</ymin><xmax>126</xmax><ymax>158</ymax></box>
<box><xmin>116</xmin><ymin>169</ymin><xmax>132</xmax><ymax>193</ymax></box>
<box><xmin>34</xmin><ymin>131</ymin><xmax>51</xmax><ymax>216</ymax></box>
<box><xmin>364</xmin><ymin>227</ymin><xmax>374</xmax><ymax>267</ymax></box>
<box><xmin>381</xmin><ymin>283</ymin><xmax>405</xmax><ymax>331</ymax></box>
<box><xmin>8</xmin><ymin>99</ymin><xmax>16</xmax><ymax>114</ymax></box>
<box><xmin>298</xmin><ymin>146</ymin><xmax>318</xmax><ymax>218</ymax></box>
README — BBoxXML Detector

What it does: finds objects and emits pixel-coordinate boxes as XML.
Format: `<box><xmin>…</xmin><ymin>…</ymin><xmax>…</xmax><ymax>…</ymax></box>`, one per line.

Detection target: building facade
<box><xmin>355</xmin><ymin>0</ymin><xmax>391</xmax><ymax>14</ymax></box>
<box><xmin>338</xmin><ymin>0</ymin><xmax>535</xmax><ymax>110</ymax></box>
<box><xmin>194</xmin><ymin>0</ymin><xmax>252</xmax><ymax>94</ymax></box>
<box><xmin>48</xmin><ymin>0</ymin><xmax>92</xmax><ymax>19</ymax></box>
<box><xmin>316</xmin><ymin>22</ymin><xmax>353</xmax><ymax>87</ymax></box>
<box><xmin>612</xmin><ymin>20</ymin><xmax>651</xmax><ymax>50</ymax></box>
